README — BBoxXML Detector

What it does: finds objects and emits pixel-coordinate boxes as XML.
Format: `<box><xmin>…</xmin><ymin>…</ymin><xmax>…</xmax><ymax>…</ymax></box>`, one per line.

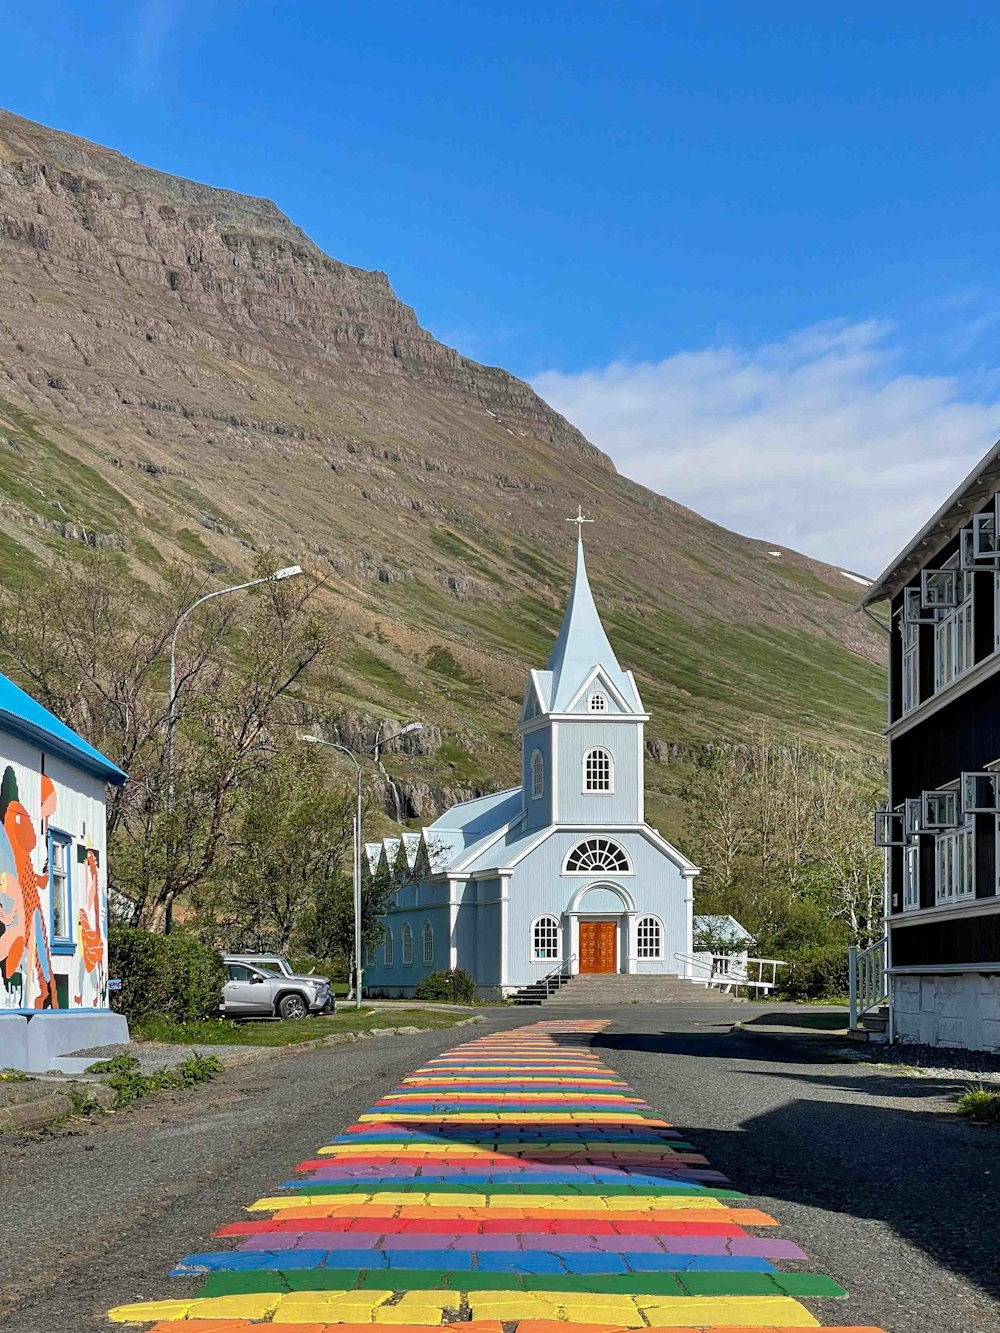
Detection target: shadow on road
<box><xmin>592</xmin><ymin>1024</ymin><xmax>1000</xmax><ymax>1309</ymax></box>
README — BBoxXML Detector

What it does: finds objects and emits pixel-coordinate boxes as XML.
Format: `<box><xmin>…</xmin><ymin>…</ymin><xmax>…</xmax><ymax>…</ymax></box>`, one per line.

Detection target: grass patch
<box><xmin>956</xmin><ymin>1084</ymin><xmax>1000</xmax><ymax>1124</ymax></box>
<box><xmin>350</xmin><ymin>647</ymin><xmax>421</xmax><ymax>704</ymax></box>
<box><xmin>85</xmin><ymin>1051</ymin><xmax>223</xmax><ymax>1107</ymax></box>
<box><xmin>133</xmin><ymin>1007</ymin><xmax>474</xmax><ymax>1047</ymax></box>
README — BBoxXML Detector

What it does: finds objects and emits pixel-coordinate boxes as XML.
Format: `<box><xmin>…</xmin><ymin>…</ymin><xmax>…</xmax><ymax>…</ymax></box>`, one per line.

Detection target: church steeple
<box><xmin>545</xmin><ymin>513</ymin><xmax>641</xmax><ymax>713</ymax></box>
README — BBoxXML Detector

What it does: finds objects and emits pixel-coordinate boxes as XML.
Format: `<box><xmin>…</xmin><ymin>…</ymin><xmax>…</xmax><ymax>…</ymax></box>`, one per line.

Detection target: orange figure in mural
<box><xmin>0</xmin><ymin>766</ymin><xmax>57</xmax><ymax>1009</ymax></box>
<box><xmin>75</xmin><ymin>848</ymin><xmax>105</xmax><ymax>1006</ymax></box>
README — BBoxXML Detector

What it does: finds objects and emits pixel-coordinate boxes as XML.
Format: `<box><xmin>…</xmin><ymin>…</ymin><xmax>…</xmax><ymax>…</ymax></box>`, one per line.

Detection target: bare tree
<box><xmin>0</xmin><ymin>554</ymin><xmax>333</xmax><ymax>931</ymax></box>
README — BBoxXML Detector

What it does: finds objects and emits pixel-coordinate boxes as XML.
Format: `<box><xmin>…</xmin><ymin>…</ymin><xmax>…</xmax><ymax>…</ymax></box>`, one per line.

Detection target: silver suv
<box><xmin>221</xmin><ymin>955</ymin><xmax>333</xmax><ymax>1020</ymax></box>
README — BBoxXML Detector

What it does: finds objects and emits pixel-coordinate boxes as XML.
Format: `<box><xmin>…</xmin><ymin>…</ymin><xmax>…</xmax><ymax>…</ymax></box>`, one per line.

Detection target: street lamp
<box><xmin>302</xmin><ymin>721</ymin><xmax>423</xmax><ymax>1009</ymax></box>
<box><xmin>164</xmin><ymin>564</ymin><xmax>303</xmax><ymax>932</ymax></box>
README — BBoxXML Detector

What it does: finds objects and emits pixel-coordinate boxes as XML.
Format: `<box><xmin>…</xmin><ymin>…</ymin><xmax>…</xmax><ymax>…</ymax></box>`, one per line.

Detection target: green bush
<box><xmin>413</xmin><ymin>968</ymin><xmax>477</xmax><ymax>1004</ymax></box>
<box><xmin>108</xmin><ymin>925</ymin><xmax>225</xmax><ymax>1022</ymax></box>
<box><xmin>778</xmin><ymin>944</ymin><xmax>850</xmax><ymax>1001</ymax></box>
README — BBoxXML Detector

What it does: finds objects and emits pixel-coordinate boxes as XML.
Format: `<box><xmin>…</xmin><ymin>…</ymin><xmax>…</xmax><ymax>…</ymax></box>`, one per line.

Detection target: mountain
<box><xmin>0</xmin><ymin>109</ymin><xmax>885</xmax><ymax>833</ymax></box>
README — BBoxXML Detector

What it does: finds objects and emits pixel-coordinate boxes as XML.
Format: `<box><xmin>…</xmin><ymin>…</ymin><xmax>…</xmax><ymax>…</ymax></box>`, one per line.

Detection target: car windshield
<box><xmin>253</xmin><ymin>964</ymin><xmax>280</xmax><ymax>975</ymax></box>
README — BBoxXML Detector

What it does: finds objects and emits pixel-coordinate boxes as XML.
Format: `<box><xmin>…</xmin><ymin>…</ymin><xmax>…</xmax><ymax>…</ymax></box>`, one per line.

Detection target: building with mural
<box><xmin>363</xmin><ymin>520</ymin><xmax>698</xmax><ymax>999</ymax></box>
<box><xmin>0</xmin><ymin>671</ymin><xmax>128</xmax><ymax>1070</ymax></box>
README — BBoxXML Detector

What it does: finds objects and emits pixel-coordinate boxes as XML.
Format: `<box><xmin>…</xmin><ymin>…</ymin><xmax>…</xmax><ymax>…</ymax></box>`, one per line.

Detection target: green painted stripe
<box><xmin>192</xmin><ymin>1268</ymin><xmax>845</xmax><ymax>1300</ymax></box>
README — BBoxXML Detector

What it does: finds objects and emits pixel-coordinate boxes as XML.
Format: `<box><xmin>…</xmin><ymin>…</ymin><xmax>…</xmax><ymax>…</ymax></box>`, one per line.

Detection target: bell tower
<box><xmin>518</xmin><ymin>512</ymin><xmax>649</xmax><ymax>830</ymax></box>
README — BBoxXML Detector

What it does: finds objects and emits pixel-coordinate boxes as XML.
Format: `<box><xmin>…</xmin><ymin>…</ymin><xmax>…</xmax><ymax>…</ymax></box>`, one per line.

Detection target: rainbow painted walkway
<box><xmin>107</xmin><ymin>1020</ymin><xmax>884</xmax><ymax>1331</ymax></box>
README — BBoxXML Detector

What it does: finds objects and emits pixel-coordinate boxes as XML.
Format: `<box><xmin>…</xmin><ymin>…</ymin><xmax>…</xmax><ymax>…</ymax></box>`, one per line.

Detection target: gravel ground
<box><xmin>2</xmin><ymin>1003</ymin><xmax>998</xmax><ymax>1333</ymax></box>
<box><xmin>68</xmin><ymin>1040</ymin><xmax>260</xmax><ymax>1073</ymax></box>
<box><xmin>828</xmin><ymin>1039</ymin><xmax>1000</xmax><ymax>1084</ymax></box>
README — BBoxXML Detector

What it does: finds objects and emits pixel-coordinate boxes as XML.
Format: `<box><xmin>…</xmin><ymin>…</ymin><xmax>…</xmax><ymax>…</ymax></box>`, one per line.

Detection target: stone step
<box><xmin>511</xmin><ymin>974</ymin><xmax>737</xmax><ymax>1007</ymax></box>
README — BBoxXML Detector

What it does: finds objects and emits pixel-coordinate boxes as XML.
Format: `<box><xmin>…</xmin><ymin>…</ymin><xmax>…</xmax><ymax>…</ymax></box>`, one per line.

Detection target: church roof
<box><xmin>546</xmin><ymin>531</ymin><xmax>641</xmax><ymax>712</ymax></box>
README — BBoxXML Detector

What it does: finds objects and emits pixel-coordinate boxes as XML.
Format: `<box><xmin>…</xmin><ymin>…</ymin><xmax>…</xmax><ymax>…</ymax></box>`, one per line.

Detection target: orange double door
<box><xmin>578</xmin><ymin>920</ymin><xmax>618</xmax><ymax>973</ymax></box>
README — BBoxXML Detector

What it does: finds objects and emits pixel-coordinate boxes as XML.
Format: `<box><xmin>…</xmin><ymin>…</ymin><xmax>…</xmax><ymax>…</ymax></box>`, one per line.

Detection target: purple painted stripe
<box><xmin>237</xmin><ymin>1231</ymin><xmax>807</xmax><ymax>1259</ymax></box>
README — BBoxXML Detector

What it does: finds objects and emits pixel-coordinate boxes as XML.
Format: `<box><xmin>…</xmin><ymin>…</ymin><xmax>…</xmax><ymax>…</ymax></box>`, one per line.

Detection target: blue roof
<box><xmin>0</xmin><ymin>672</ymin><xmax>127</xmax><ymax>784</ymax></box>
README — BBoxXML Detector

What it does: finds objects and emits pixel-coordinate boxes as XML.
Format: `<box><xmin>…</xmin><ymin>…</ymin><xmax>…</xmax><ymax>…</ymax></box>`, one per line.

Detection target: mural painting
<box><xmin>75</xmin><ymin>846</ymin><xmax>107</xmax><ymax>1008</ymax></box>
<box><xmin>0</xmin><ymin>765</ymin><xmax>57</xmax><ymax>1010</ymax></box>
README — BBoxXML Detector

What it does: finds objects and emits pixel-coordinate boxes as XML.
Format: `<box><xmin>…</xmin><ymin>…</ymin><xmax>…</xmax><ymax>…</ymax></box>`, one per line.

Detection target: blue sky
<box><xmin>5</xmin><ymin>2</ymin><xmax>1000</xmax><ymax>571</ymax></box>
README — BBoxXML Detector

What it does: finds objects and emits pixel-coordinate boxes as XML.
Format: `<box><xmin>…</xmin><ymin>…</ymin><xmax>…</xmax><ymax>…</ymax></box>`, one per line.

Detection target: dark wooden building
<box><xmin>863</xmin><ymin>443</ymin><xmax>1000</xmax><ymax>1051</ymax></box>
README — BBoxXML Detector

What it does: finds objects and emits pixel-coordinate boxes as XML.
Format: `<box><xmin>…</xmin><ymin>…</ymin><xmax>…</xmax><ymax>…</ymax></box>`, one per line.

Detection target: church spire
<box><xmin>545</xmin><ymin>512</ymin><xmax>640</xmax><ymax>712</ymax></box>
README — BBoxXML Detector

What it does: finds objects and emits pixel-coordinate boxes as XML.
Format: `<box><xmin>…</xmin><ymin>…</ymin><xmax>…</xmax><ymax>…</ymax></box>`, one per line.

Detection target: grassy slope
<box><xmin>0</xmin><ymin>111</ymin><xmax>886</xmax><ymax>853</ymax></box>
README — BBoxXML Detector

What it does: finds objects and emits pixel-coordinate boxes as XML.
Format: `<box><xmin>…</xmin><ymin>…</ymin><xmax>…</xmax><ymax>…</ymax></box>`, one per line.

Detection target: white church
<box><xmin>363</xmin><ymin>518</ymin><xmax>699</xmax><ymax>999</ymax></box>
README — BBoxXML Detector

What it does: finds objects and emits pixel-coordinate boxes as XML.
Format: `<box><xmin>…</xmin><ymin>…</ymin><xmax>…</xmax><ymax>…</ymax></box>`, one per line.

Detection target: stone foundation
<box><xmin>893</xmin><ymin>972</ymin><xmax>1000</xmax><ymax>1052</ymax></box>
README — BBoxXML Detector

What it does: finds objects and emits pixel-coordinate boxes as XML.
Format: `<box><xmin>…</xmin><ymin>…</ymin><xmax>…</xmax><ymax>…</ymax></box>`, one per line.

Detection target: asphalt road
<box><xmin>1</xmin><ymin>1004</ymin><xmax>997</xmax><ymax>1333</ymax></box>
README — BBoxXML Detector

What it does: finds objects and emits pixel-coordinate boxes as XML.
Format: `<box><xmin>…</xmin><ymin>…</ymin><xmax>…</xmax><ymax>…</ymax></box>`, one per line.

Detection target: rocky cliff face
<box><xmin>0</xmin><ymin>108</ymin><xmax>885</xmax><ymax>827</ymax></box>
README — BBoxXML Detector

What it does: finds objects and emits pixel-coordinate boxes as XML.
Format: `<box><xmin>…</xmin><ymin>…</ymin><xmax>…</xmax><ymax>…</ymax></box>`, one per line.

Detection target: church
<box><xmin>363</xmin><ymin>518</ymin><xmax>698</xmax><ymax>999</ymax></box>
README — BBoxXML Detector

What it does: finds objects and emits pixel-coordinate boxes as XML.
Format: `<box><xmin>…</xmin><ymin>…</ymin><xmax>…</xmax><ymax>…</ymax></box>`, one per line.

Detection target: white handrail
<box><xmin>674</xmin><ymin>951</ymin><xmax>785</xmax><ymax>994</ymax></box>
<box><xmin>541</xmin><ymin>954</ymin><xmax>577</xmax><ymax>997</ymax></box>
<box><xmin>849</xmin><ymin>937</ymin><xmax>887</xmax><ymax>1028</ymax></box>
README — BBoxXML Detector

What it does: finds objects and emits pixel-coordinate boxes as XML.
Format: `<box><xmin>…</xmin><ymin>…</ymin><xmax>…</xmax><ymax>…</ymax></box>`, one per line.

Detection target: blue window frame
<box><xmin>48</xmin><ymin>828</ymin><xmax>74</xmax><ymax>953</ymax></box>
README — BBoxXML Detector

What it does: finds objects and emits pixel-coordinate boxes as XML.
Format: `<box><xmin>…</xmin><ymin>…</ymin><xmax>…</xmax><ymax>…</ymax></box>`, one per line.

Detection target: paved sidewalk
<box><xmin>104</xmin><ymin>1018</ymin><xmax>883</xmax><ymax>1332</ymax></box>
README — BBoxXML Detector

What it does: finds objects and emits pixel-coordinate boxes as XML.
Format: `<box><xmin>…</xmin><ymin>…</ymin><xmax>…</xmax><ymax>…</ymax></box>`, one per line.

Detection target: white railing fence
<box><xmin>674</xmin><ymin>952</ymin><xmax>786</xmax><ymax>995</ymax></box>
<box><xmin>848</xmin><ymin>937</ymin><xmax>888</xmax><ymax>1028</ymax></box>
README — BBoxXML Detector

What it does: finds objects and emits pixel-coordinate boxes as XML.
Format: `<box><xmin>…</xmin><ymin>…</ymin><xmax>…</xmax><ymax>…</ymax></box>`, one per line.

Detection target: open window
<box><xmin>903</xmin><ymin>587</ymin><xmax>938</xmax><ymax>626</ymax></box>
<box><xmin>962</xmin><ymin>771</ymin><xmax>1000</xmax><ymax>814</ymax></box>
<box><xmin>922</xmin><ymin>789</ymin><xmax>960</xmax><ymax>831</ymax></box>
<box><xmin>874</xmin><ymin>810</ymin><xmax>905</xmax><ymax>848</ymax></box>
<box><xmin>904</xmin><ymin>797</ymin><xmax>923</xmax><ymax>840</ymax></box>
<box><xmin>960</xmin><ymin>524</ymin><xmax>1000</xmax><ymax>572</ymax></box>
<box><xmin>920</xmin><ymin>569</ymin><xmax>960</xmax><ymax>609</ymax></box>
<box><xmin>972</xmin><ymin>508</ymin><xmax>1000</xmax><ymax>563</ymax></box>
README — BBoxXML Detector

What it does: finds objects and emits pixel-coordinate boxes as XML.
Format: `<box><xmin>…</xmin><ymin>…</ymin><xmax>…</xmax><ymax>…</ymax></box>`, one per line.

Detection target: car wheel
<box><xmin>278</xmin><ymin>992</ymin><xmax>308</xmax><ymax>1020</ymax></box>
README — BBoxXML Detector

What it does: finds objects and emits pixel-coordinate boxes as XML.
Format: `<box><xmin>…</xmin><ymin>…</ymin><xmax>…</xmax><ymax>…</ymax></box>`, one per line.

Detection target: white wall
<box><xmin>894</xmin><ymin>972</ymin><xmax>1000</xmax><ymax>1052</ymax></box>
<box><xmin>0</xmin><ymin>728</ymin><xmax>110</xmax><ymax>1013</ymax></box>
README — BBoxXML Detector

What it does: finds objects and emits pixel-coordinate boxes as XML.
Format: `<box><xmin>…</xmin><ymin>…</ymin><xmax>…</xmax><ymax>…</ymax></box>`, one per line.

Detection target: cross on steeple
<box><xmin>568</xmin><ymin>505</ymin><xmax>593</xmax><ymax>532</ymax></box>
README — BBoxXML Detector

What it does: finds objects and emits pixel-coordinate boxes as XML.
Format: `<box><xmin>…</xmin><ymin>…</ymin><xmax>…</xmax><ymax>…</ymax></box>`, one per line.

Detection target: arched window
<box><xmin>636</xmin><ymin>915</ymin><xmax>662</xmax><ymax>959</ymax></box>
<box><xmin>364</xmin><ymin>939</ymin><xmax>377</xmax><ymax>967</ymax></box>
<box><xmin>531</xmin><ymin>749</ymin><xmax>544</xmax><ymax>800</ymax></box>
<box><xmin>422</xmin><ymin>920</ymin><xmax>434</xmax><ymax>964</ymax></box>
<box><xmin>583</xmin><ymin>746</ymin><xmax>613</xmax><ymax>792</ymax></box>
<box><xmin>564</xmin><ymin>837</ymin><xmax>632</xmax><ymax>874</ymax></box>
<box><xmin>588</xmin><ymin>691</ymin><xmax>608</xmax><ymax>713</ymax></box>
<box><xmin>402</xmin><ymin>922</ymin><xmax>413</xmax><ymax>965</ymax></box>
<box><xmin>532</xmin><ymin>915</ymin><xmax>560</xmax><ymax>960</ymax></box>
<box><xmin>384</xmin><ymin>926</ymin><xmax>394</xmax><ymax>968</ymax></box>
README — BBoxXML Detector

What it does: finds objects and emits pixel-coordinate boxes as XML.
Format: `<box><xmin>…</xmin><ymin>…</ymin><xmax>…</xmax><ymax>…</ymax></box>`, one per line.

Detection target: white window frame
<box><xmin>583</xmin><ymin>746</ymin><xmax>614</xmax><ymax>794</ymax></box>
<box><xmin>563</xmin><ymin>837</ymin><xmax>633</xmax><ymax>875</ymax></box>
<box><xmin>903</xmin><ymin>843</ymin><xmax>920</xmax><ymax>911</ymax></box>
<box><xmin>588</xmin><ymin>691</ymin><xmax>608</xmax><ymax>713</ymax></box>
<box><xmin>49</xmin><ymin>829</ymin><xmax>72</xmax><ymax>944</ymax></box>
<box><xmin>363</xmin><ymin>938</ymin><xmax>377</xmax><ymax>968</ymax></box>
<box><xmin>384</xmin><ymin>926</ymin><xmax>394</xmax><ymax>968</ymax></box>
<box><xmin>531</xmin><ymin>749</ymin><xmax>544</xmax><ymax>800</ymax></box>
<box><xmin>401</xmin><ymin>922</ymin><xmax>413</xmax><ymax>966</ymax></box>
<box><xmin>636</xmin><ymin>915</ymin><xmax>663</xmax><ymax>959</ymax></box>
<box><xmin>422</xmin><ymin>919</ymin><xmax>434</xmax><ymax>965</ymax></box>
<box><xmin>901</xmin><ymin>619</ymin><xmax>920</xmax><ymax>715</ymax></box>
<box><xmin>935</xmin><ymin>813</ymin><xmax>975</xmax><ymax>906</ymax></box>
<box><xmin>531</xmin><ymin>914</ymin><xmax>560</xmax><ymax>961</ymax></box>
<box><xmin>933</xmin><ymin>558</ymin><xmax>974</xmax><ymax>692</ymax></box>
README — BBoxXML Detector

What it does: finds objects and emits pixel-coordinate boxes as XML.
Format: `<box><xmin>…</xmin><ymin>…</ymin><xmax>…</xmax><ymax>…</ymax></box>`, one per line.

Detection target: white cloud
<box><xmin>532</xmin><ymin>320</ymin><xmax>1000</xmax><ymax>576</ymax></box>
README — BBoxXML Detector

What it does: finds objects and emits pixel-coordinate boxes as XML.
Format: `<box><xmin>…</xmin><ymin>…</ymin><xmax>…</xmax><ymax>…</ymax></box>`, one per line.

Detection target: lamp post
<box><xmin>164</xmin><ymin>564</ymin><xmax>303</xmax><ymax>933</ymax></box>
<box><xmin>302</xmin><ymin>721</ymin><xmax>423</xmax><ymax>1009</ymax></box>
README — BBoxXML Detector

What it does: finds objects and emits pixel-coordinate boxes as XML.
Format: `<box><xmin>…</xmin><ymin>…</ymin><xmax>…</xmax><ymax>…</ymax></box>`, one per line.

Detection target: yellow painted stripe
<box><xmin>247</xmin><ymin>1191</ymin><xmax>723</xmax><ymax>1213</ymax></box>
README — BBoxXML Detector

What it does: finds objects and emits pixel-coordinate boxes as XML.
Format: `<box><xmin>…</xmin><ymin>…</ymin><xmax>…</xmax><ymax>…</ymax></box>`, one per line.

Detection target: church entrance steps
<box><xmin>510</xmin><ymin>975</ymin><xmax>738</xmax><ymax>1006</ymax></box>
